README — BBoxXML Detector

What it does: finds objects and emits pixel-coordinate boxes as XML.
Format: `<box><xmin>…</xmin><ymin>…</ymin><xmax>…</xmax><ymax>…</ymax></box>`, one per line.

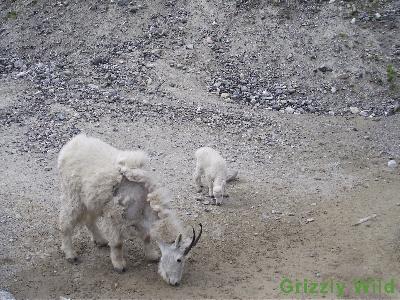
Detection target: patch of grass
<box><xmin>387</xmin><ymin>65</ymin><xmax>396</xmax><ymax>83</ymax></box>
<box><xmin>6</xmin><ymin>11</ymin><xmax>17</xmax><ymax>20</ymax></box>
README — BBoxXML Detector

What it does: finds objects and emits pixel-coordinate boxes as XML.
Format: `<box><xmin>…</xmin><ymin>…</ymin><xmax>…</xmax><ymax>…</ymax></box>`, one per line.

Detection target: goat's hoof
<box><xmin>94</xmin><ymin>240</ymin><xmax>108</xmax><ymax>248</ymax></box>
<box><xmin>114</xmin><ymin>266</ymin><xmax>126</xmax><ymax>273</ymax></box>
<box><xmin>66</xmin><ymin>256</ymin><xmax>80</xmax><ymax>264</ymax></box>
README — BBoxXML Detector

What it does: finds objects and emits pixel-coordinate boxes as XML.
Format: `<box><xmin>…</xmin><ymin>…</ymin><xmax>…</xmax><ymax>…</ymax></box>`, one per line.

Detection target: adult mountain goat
<box><xmin>58</xmin><ymin>134</ymin><xmax>202</xmax><ymax>286</ymax></box>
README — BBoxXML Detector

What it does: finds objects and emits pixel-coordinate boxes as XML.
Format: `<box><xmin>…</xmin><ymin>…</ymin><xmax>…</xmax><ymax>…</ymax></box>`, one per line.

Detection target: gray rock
<box><xmin>91</xmin><ymin>56</ymin><xmax>109</xmax><ymax>65</ymax></box>
<box><xmin>285</xmin><ymin>107</ymin><xmax>295</xmax><ymax>114</ymax></box>
<box><xmin>117</xmin><ymin>0</ymin><xmax>129</xmax><ymax>6</ymax></box>
<box><xmin>16</xmin><ymin>71</ymin><xmax>29</xmax><ymax>78</ymax></box>
<box><xmin>0</xmin><ymin>290</ymin><xmax>16</xmax><ymax>300</ymax></box>
<box><xmin>388</xmin><ymin>160</ymin><xmax>397</xmax><ymax>169</ymax></box>
<box><xmin>349</xmin><ymin>107</ymin><xmax>360</xmax><ymax>114</ymax></box>
<box><xmin>318</xmin><ymin>65</ymin><xmax>333</xmax><ymax>73</ymax></box>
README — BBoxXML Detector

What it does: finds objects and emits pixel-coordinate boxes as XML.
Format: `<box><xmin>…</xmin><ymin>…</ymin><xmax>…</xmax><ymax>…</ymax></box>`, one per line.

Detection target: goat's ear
<box><xmin>174</xmin><ymin>234</ymin><xmax>182</xmax><ymax>248</ymax></box>
<box><xmin>157</xmin><ymin>240</ymin><xmax>168</xmax><ymax>253</ymax></box>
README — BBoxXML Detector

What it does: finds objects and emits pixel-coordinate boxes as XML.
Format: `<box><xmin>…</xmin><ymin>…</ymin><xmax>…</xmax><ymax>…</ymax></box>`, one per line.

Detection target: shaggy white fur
<box><xmin>58</xmin><ymin>134</ymin><xmax>199</xmax><ymax>285</ymax></box>
<box><xmin>194</xmin><ymin>146</ymin><xmax>237</xmax><ymax>205</ymax></box>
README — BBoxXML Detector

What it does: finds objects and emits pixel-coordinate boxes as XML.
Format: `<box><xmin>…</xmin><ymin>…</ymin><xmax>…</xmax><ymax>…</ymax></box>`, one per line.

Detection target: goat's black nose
<box><xmin>174</xmin><ymin>282</ymin><xmax>180</xmax><ymax>287</ymax></box>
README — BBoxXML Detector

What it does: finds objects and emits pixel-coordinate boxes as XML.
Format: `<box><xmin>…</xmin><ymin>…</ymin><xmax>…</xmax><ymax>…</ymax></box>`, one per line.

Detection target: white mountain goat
<box><xmin>58</xmin><ymin>134</ymin><xmax>202</xmax><ymax>286</ymax></box>
<box><xmin>193</xmin><ymin>146</ymin><xmax>238</xmax><ymax>205</ymax></box>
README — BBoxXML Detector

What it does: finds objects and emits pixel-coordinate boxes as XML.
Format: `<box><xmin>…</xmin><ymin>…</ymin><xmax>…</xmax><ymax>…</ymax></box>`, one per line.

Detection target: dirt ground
<box><xmin>1</xmin><ymin>81</ymin><xmax>400</xmax><ymax>298</ymax></box>
<box><xmin>1</xmin><ymin>0</ymin><xmax>400</xmax><ymax>299</ymax></box>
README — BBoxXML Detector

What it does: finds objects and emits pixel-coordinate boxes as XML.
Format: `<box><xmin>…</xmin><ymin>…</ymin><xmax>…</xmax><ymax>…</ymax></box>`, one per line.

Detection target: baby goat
<box><xmin>193</xmin><ymin>147</ymin><xmax>237</xmax><ymax>205</ymax></box>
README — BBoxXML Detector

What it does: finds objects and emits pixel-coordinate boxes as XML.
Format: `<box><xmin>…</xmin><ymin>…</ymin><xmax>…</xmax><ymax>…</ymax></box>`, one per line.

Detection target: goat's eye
<box><xmin>177</xmin><ymin>258</ymin><xmax>182</xmax><ymax>263</ymax></box>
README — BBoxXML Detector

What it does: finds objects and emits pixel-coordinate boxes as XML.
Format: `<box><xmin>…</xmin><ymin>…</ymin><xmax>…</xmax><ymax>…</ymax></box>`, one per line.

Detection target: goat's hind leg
<box><xmin>59</xmin><ymin>201</ymin><xmax>81</xmax><ymax>263</ymax></box>
<box><xmin>193</xmin><ymin>163</ymin><xmax>203</xmax><ymax>193</ymax></box>
<box><xmin>85</xmin><ymin>215</ymin><xmax>108</xmax><ymax>247</ymax></box>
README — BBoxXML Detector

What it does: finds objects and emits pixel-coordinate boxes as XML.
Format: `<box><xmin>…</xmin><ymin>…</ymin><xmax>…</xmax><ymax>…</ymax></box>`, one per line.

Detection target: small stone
<box><xmin>44</xmin><ymin>167</ymin><xmax>52</xmax><ymax>171</ymax></box>
<box><xmin>306</xmin><ymin>218</ymin><xmax>315</xmax><ymax>224</ymax></box>
<box><xmin>331</xmin><ymin>86</ymin><xmax>337</xmax><ymax>93</ymax></box>
<box><xmin>204</xmin><ymin>207</ymin><xmax>211</xmax><ymax>212</ymax></box>
<box><xmin>288</xmin><ymin>212</ymin><xmax>295</xmax><ymax>216</ymax></box>
<box><xmin>337</xmin><ymin>73</ymin><xmax>350</xmax><ymax>79</ymax></box>
<box><xmin>220</xmin><ymin>93</ymin><xmax>230</xmax><ymax>99</ymax></box>
<box><xmin>394</xmin><ymin>101</ymin><xmax>400</xmax><ymax>113</ymax></box>
<box><xmin>57</xmin><ymin>112</ymin><xmax>66</xmax><ymax>121</ymax></box>
<box><xmin>388</xmin><ymin>160</ymin><xmax>397</xmax><ymax>169</ymax></box>
<box><xmin>203</xmin><ymin>200</ymin><xmax>210</xmax><ymax>205</ymax></box>
<box><xmin>186</xmin><ymin>44</ymin><xmax>194</xmax><ymax>50</ymax></box>
<box><xmin>318</xmin><ymin>65</ymin><xmax>333</xmax><ymax>73</ymax></box>
<box><xmin>285</xmin><ymin>107</ymin><xmax>295</xmax><ymax>114</ymax></box>
<box><xmin>16</xmin><ymin>71</ymin><xmax>29</xmax><ymax>78</ymax></box>
<box><xmin>349</xmin><ymin>107</ymin><xmax>360</xmax><ymax>114</ymax></box>
<box><xmin>88</xmin><ymin>84</ymin><xmax>99</xmax><ymax>90</ymax></box>
<box><xmin>129</xmin><ymin>7</ymin><xmax>139</xmax><ymax>13</ymax></box>
<box><xmin>91</xmin><ymin>56</ymin><xmax>109</xmax><ymax>65</ymax></box>
<box><xmin>359</xmin><ymin>110</ymin><xmax>369</xmax><ymax>117</ymax></box>
<box><xmin>375</xmin><ymin>13</ymin><xmax>381</xmax><ymax>19</ymax></box>
<box><xmin>351</xmin><ymin>18</ymin><xmax>356</xmax><ymax>24</ymax></box>
<box><xmin>206</xmin><ymin>37</ymin><xmax>213</xmax><ymax>44</ymax></box>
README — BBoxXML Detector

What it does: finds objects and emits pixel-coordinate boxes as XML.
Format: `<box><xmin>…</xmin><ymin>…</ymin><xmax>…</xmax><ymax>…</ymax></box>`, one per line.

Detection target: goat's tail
<box><xmin>226</xmin><ymin>170</ymin><xmax>238</xmax><ymax>182</ymax></box>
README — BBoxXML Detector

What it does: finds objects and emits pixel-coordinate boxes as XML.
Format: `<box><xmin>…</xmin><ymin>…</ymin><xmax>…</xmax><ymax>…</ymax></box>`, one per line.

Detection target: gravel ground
<box><xmin>1</xmin><ymin>0</ymin><xmax>400</xmax><ymax>299</ymax></box>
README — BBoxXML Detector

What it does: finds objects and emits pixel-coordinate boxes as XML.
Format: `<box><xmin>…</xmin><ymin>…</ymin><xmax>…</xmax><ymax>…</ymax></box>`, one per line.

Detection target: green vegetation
<box><xmin>387</xmin><ymin>65</ymin><xmax>396</xmax><ymax>83</ymax></box>
<box><xmin>6</xmin><ymin>11</ymin><xmax>17</xmax><ymax>20</ymax></box>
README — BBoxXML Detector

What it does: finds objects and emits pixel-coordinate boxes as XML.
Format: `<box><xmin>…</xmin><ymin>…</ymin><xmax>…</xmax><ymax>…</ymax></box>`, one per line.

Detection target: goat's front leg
<box><xmin>136</xmin><ymin>212</ymin><xmax>160</xmax><ymax>262</ymax></box>
<box><xmin>143</xmin><ymin>235</ymin><xmax>160</xmax><ymax>262</ymax></box>
<box><xmin>105</xmin><ymin>218</ymin><xmax>126</xmax><ymax>272</ymax></box>
<box><xmin>207</xmin><ymin>178</ymin><xmax>214</xmax><ymax>198</ymax></box>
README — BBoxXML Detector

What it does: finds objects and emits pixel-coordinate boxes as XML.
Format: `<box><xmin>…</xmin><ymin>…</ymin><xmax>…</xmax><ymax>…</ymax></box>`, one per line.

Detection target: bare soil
<box><xmin>1</xmin><ymin>0</ymin><xmax>400</xmax><ymax>299</ymax></box>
